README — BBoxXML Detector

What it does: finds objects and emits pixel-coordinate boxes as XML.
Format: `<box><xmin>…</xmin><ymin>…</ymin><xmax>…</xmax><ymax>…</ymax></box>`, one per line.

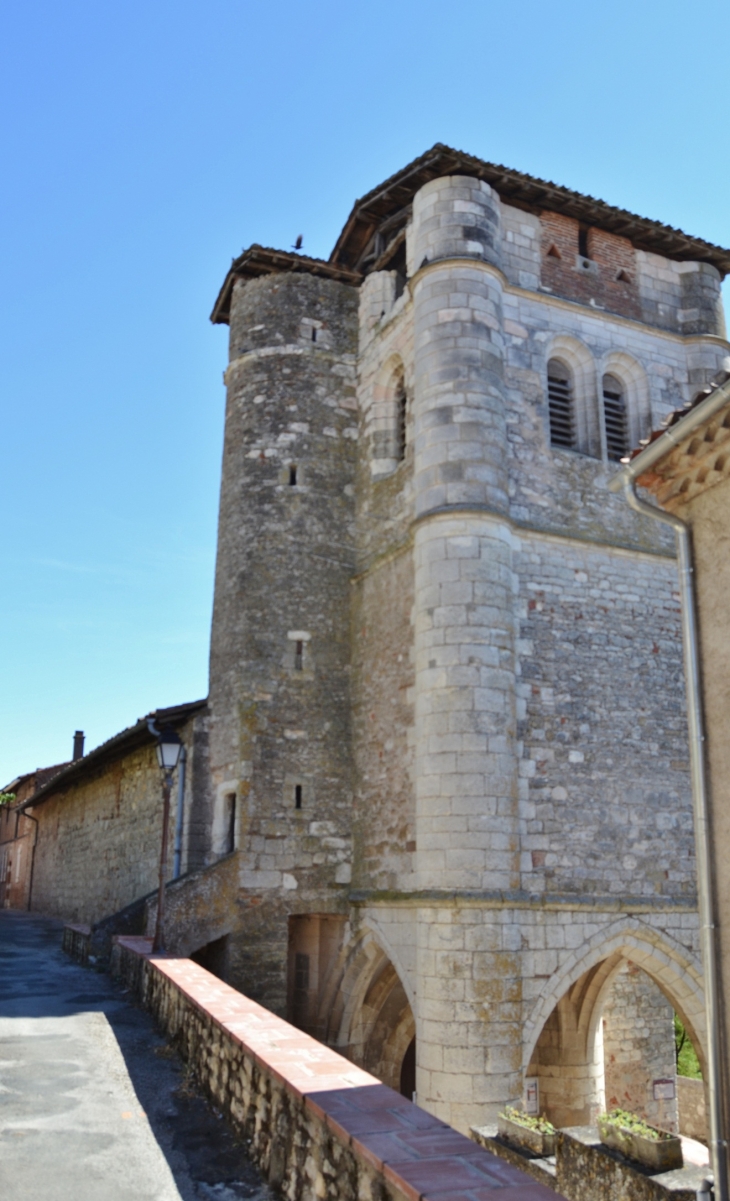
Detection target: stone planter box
<box><xmin>498</xmin><ymin>1113</ymin><xmax>556</xmax><ymax>1157</ymax></box>
<box><xmin>597</xmin><ymin>1116</ymin><xmax>683</xmax><ymax>1172</ymax></box>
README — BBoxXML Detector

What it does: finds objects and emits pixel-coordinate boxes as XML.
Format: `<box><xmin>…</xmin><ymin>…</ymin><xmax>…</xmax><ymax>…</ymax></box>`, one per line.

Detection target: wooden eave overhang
<box><xmin>329</xmin><ymin>143</ymin><xmax>730</xmax><ymax>277</ymax></box>
<box><xmin>20</xmin><ymin>698</ymin><xmax>207</xmax><ymax>810</ymax></box>
<box><xmin>630</xmin><ymin>370</ymin><xmax>730</xmax><ymax>512</ymax></box>
<box><xmin>210</xmin><ymin>245</ymin><xmax>362</xmax><ymax>325</ymax></box>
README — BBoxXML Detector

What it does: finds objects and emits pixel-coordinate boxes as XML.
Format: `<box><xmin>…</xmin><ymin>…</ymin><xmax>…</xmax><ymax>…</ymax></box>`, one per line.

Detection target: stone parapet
<box><xmin>111</xmin><ymin>936</ymin><xmax>561</xmax><ymax>1201</ymax></box>
<box><xmin>62</xmin><ymin>922</ymin><xmax>91</xmax><ymax>964</ymax></box>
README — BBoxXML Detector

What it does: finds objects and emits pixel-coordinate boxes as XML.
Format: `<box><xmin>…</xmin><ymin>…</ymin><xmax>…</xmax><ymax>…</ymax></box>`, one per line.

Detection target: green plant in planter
<box><xmin>499</xmin><ymin>1105</ymin><xmax>555</xmax><ymax>1135</ymax></box>
<box><xmin>599</xmin><ymin>1109</ymin><xmax>671</xmax><ymax>1141</ymax></box>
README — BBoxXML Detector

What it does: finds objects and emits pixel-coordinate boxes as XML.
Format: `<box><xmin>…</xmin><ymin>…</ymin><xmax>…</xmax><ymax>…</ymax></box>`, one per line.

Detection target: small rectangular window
<box><xmin>294</xmin><ymin>784</ymin><xmax>303</xmax><ymax>809</ymax></box>
<box><xmin>289</xmin><ymin>464</ymin><xmax>297</xmax><ymax>486</ymax></box>
<box><xmin>294</xmin><ymin>640</ymin><xmax>303</xmax><ymax>670</ymax></box>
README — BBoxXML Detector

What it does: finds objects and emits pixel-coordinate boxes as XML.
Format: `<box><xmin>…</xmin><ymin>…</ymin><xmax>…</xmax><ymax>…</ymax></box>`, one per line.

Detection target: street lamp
<box><xmin>147</xmin><ymin>719</ymin><xmax>183</xmax><ymax>953</ymax></box>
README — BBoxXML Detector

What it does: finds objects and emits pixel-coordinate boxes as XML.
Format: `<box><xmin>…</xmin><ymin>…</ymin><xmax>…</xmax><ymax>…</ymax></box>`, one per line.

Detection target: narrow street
<box><xmin>0</xmin><ymin>911</ymin><xmax>271</xmax><ymax>1201</ymax></box>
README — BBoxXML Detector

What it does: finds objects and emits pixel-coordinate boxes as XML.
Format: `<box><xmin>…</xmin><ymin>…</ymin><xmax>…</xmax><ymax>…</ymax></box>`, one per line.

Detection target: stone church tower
<box><xmin>199</xmin><ymin>146</ymin><xmax>730</xmax><ymax>1133</ymax></box>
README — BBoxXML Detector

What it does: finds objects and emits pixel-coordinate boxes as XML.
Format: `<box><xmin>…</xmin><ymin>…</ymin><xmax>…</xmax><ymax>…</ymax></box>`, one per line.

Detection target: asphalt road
<box><xmin>0</xmin><ymin>910</ymin><xmax>271</xmax><ymax>1201</ymax></box>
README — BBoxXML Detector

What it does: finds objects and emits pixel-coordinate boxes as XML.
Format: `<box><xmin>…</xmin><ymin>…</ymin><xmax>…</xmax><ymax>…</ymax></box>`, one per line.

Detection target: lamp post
<box><xmin>147</xmin><ymin>719</ymin><xmax>183</xmax><ymax>953</ymax></box>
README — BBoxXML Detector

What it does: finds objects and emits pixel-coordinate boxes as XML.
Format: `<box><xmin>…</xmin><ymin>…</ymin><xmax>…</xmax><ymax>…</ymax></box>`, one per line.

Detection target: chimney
<box><xmin>73</xmin><ymin>731</ymin><xmax>85</xmax><ymax>761</ymax></box>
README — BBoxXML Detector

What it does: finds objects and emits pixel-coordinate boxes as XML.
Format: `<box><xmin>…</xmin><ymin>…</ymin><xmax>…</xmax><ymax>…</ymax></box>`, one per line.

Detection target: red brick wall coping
<box><xmin>113</xmin><ymin>936</ymin><xmax>561</xmax><ymax>1201</ymax></box>
<box><xmin>64</xmin><ymin>922</ymin><xmax>91</xmax><ymax>935</ymax></box>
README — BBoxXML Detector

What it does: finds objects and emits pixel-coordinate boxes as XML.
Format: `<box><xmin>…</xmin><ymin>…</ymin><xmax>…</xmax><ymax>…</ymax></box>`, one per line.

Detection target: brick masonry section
<box><xmin>111</xmin><ymin>936</ymin><xmax>561</xmax><ymax>1201</ymax></box>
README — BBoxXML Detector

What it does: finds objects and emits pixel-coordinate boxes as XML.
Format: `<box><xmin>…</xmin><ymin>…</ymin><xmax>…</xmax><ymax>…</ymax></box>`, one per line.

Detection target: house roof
<box><xmin>2</xmin><ymin>763</ymin><xmax>70</xmax><ymax>805</ymax></box>
<box><xmin>20</xmin><ymin>699</ymin><xmax>207</xmax><ymax>810</ymax></box>
<box><xmin>211</xmin><ymin>146</ymin><xmax>730</xmax><ymax>325</ymax></box>
<box><xmin>329</xmin><ymin>143</ymin><xmax>730</xmax><ymax>276</ymax></box>
<box><xmin>210</xmin><ymin>244</ymin><xmax>362</xmax><ymax>325</ymax></box>
<box><xmin>611</xmin><ymin>365</ymin><xmax>730</xmax><ymax>511</ymax></box>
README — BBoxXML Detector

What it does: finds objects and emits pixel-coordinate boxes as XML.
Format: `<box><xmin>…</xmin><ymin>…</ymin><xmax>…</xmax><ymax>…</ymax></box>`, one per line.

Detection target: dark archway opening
<box><xmin>400</xmin><ymin>1036</ymin><xmax>416</xmax><ymax>1100</ymax></box>
<box><xmin>190</xmin><ymin>934</ymin><xmax>229</xmax><ymax>982</ymax></box>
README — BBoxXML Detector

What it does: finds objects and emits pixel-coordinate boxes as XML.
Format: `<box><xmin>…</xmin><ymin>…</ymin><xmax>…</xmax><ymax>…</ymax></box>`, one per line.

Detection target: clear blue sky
<box><xmin>2</xmin><ymin>0</ymin><xmax>729</xmax><ymax>783</ymax></box>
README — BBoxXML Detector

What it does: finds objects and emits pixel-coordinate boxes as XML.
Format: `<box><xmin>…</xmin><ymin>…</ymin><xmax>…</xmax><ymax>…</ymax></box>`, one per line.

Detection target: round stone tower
<box><xmin>207</xmin><ymin>267</ymin><xmax>359</xmax><ymax>1008</ymax></box>
<box><xmin>408</xmin><ymin>177</ymin><xmax>521</xmax><ymax>1128</ymax></box>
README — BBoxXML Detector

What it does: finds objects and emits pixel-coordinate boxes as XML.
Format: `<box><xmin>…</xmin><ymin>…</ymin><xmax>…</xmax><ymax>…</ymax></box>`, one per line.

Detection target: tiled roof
<box><xmin>210</xmin><ymin>244</ymin><xmax>362</xmax><ymax>325</ymax></box>
<box><xmin>329</xmin><ymin>143</ymin><xmax>730</xmax><ymax>275</ymax></box>
<box><xmin>211</xmin><ymin>146</ymin><xmax>730</xmax><ymax>323</ymax></box>
<box><xmin>20</xmin><ymin>698</ymin><xmax>207</xmax><ymax>810</ymax></box>
<box><xmin>625</xmin><ymin>366</ymin><xmax>730</xmax><ymax>510</ymax></box>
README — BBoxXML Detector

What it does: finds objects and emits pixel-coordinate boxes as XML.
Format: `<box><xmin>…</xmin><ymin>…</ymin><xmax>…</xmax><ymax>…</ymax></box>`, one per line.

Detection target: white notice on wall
<box><xmin>524</xmin><ymin>1077</ymin><xmax>539</xmax><ymax>1115</ymax></box>
<box><xmin>653</xmin><ymin>1078</ymin><xmax>676</xmax><ymax>1101</ymax></box>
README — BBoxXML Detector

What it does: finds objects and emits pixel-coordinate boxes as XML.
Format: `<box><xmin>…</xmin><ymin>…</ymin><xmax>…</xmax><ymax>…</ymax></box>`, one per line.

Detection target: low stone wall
<box><xmin>111</xmin><ymin>936</ymin><xmax>561</xmax><ymax>1201</ymax></box>
<box><xmin>471</xmin><ymin>1124</ymin><xmax>709</xmax><ymax>1201</ymax></box>
<box><xmin>61</xmin><ymin>922</ymin><xmax>91</xmax><ymax>965</ymax></box>
<box><xmin>556</xmin><ymin>1128</ymin><xmax>707</xmax><ymax>1201</ymax></box>
<box><xmin>677</xmin><ymin>1076</ymin><xmax>707</xmax><ymax>1143</ymax></box>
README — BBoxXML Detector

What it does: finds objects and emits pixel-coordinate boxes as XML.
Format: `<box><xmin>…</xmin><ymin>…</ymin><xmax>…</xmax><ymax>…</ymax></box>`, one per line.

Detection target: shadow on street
<box><xmin>0</xmin><ymin>909</ymin><xmax>272</xmax><ymax>1201</ymax></box>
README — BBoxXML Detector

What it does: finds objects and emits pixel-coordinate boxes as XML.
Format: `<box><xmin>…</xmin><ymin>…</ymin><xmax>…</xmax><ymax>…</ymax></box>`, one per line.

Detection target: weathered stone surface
<box><xmin>556</xmin><ymin>1128</ymin><xmax>705</xmax><ymax>1201</ymax></box>
<box><xmin>11</xmin><ymin>153</ymin><xmax>730</xmax><ymax>1141</ymax></box>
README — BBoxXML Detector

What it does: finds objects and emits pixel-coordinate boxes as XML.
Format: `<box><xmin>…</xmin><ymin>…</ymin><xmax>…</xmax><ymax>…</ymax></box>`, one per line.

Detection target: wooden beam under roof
<box><xmin>329</xmin><ymin>143</ymin><xmax>730</xmax><ymax>276</ymax></box>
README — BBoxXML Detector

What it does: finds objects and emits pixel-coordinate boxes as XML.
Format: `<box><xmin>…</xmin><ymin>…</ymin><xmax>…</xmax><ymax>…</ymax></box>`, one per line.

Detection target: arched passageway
<box><xmin>287</xmin><ymin>916</ymin><xmax>415</xmax><ymax>1096</ymax></box>
<box><xmin>525</xmin><ymin>937</ymin><xmax>706</xmax><ymax>1130</ymax></box>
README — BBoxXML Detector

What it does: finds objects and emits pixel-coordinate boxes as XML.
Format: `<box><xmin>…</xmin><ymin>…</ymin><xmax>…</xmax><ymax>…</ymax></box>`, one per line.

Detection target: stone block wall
<box><xmin>515</xmin><ymin>535</ymin><xmax>692</xmax><ymax>898</ymax></box>
<box><xmin>26</xmin><ymin>711</ymin><xmax>205</xmax><ymax>925</ymax></box>
<box><xmin>29</xmin><ymin>743</ymin><xmax>170</xmax><ymax>924</ymax></box>
<box><xmin>677</xmin><ymin>1076</ymin><xmax>707</xmax><ymax>1143</ymax></box>
<box><xmin>602</xmin><ymin>961</ymin><xmax>678</xmax><ymax>1132</ymax></box>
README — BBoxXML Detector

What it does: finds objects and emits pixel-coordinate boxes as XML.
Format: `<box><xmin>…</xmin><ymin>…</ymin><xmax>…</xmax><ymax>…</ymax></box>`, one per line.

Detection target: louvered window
<box><xmin>603</xmin><ymin>374</ymin><xmax>629</xmax><ymax>461</ymax></box>
<box><xmin>547</xmin><ymin>360</ymin><xmax>575</xmax><ymax>450</ymax></box>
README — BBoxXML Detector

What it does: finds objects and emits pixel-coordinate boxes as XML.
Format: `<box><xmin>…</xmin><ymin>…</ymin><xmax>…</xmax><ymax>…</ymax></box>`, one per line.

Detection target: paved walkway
<box><xmin>0</xmin><ymin>910</ymin><xmax>270</xmax><ymax>1201</ymax></box>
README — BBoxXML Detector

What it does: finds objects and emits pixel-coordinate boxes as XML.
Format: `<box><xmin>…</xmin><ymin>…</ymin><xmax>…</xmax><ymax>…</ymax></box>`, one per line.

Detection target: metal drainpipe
<box><xmin>172</xmin><ymin>746</ymin><xmax>187</xmax><ymax>880</ymax></box>
<box><xmin>614</xmin><ymin>472</ymin><xmax>727</xmax><ymax>1200</ymax></box>
<box><xmin>24</xmin><ymin>811</ymin><xmax>39</xmax><ymax>913</ymax></box>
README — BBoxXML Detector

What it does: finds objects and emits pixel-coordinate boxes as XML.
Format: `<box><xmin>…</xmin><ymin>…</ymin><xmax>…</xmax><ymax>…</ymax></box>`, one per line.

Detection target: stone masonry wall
<box><xmin>204</xmin><ymin>270</ymin><xmax>361</xmax><ymax>1016</ymax></box>
<box><xmin>677</xmin><ymin>1076</ymin><xmax>707</xmax><ymax>1142</ymax></box>
<box><xmin>516</xmin><ymin>535</ymin><xmax>692</xmax><ymax>897</ymax></box>
<box><xmin>29</xmin><ymin>743</ymin><xmax>164</xmax><ymax>924</ymax></box>
<box><xmin>351</xmin><ymin>548</ymin><xmax>416</xmax><ymax>893</ymax></box>
<box><xmin>602</xmin><ymin>960</ymin><xmax>678</xmax><ymax>1132</ymax></box>
<box><xmin>27</xmin><ymin>714</ymin><xmax>203</xmax><ymax>925</ymax></box>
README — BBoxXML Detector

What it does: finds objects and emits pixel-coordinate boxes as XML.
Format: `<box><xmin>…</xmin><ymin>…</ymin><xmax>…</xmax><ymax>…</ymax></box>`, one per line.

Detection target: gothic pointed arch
<box><xmin>523</xmin><ymin>919</ymin><xmax>705</xmax><ymax>1075</ymax></box>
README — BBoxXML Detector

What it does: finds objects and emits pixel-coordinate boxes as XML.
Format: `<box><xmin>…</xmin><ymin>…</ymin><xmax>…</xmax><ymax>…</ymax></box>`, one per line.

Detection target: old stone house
<box><xmin>11</xmin><ymin>145</ymin><xmax>730</xmax><ymax>1137</ymax></box>
<box><xmin>0</xmin><ymin>757</ymin><xmax>74</xmax><ymax>910</ymax></box>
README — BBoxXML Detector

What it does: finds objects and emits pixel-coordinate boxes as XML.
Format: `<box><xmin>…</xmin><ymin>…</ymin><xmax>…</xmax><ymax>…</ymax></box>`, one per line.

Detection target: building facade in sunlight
<box><xmin>13</xmin><ymin>146</ymin><xmax>730</xmax><ymax>1135</ymax></box>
